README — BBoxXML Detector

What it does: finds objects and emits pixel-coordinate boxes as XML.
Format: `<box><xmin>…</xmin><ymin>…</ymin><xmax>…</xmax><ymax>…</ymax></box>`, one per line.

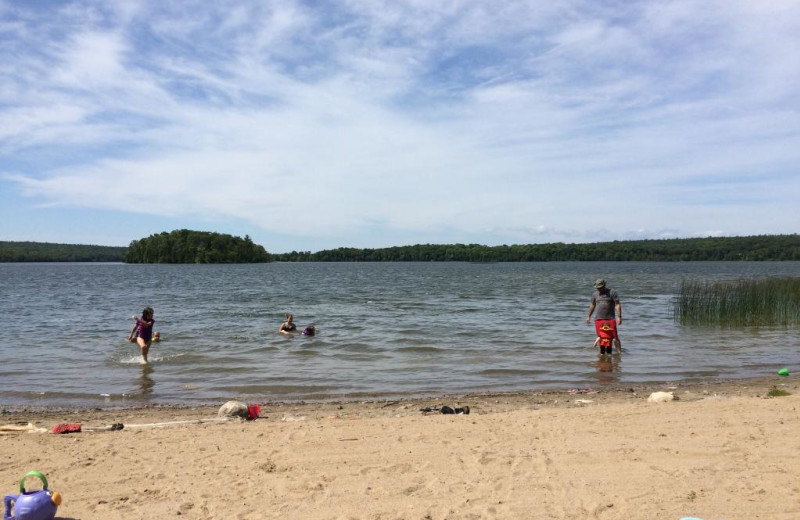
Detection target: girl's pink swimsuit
<box><xmin>136</xmin><ymin>318</ymin><xmax>155</xmax><ymax>341</ymax></box>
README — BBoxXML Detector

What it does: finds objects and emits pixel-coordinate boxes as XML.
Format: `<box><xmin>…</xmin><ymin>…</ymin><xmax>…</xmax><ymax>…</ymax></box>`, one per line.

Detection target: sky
<box><xmin>1</xmin><ymin>0</ymin><xmax>798</xmax><ymax>253</ymax></box>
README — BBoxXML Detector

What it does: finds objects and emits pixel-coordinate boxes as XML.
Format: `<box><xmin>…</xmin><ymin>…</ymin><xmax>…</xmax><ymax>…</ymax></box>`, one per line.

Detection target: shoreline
<box><xmin>2</xmin><ymin>374</ymin><xmax>793</xmax><ymax>423</ymax></box>
<box><xmin>2</xmin><ymin>373</ymin><xmax>798</xmax><ymax>519</ymax></box>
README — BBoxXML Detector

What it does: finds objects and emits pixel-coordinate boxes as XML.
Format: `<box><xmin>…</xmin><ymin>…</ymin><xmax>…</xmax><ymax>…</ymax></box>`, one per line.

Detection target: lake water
<box><xmin>1</xmin><ymin>262</ymin><xmax>798</xmax><ymax>408</ymax></box>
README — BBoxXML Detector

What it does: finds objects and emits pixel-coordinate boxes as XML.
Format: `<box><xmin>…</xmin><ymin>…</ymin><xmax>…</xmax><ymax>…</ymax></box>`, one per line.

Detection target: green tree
<box><xmin>124</xmin><ymin>230</ymin><xmax>271</xmax><ymax>264</ymax></box>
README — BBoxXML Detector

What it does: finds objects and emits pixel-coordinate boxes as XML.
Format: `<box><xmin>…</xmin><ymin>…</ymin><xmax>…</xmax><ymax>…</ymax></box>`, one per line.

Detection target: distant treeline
<box><xmin>124</xmin><ymin>229</ymin><xmax>271</xmax><ymax>263</ymax></box>
<box><xmin>273</xmin><ymin>235</ymin><xmax>800</xmax><ymax>262</ymax></box>
<box><xmin>0</xmin><ymin>241</ymin><xmax>127</xmax><ymax>262</ymax></box>
<box><xmin>4</xmin><ymin>234</ymin><xmax>799</xmax><ymax>263</ymax></box>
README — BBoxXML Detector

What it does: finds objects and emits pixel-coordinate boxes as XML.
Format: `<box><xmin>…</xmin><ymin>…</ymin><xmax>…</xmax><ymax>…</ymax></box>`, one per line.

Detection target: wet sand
<box><xmin>2</xmin><ymin>376</ymin><xmax>798</xmax><ymax>519</ymax></box>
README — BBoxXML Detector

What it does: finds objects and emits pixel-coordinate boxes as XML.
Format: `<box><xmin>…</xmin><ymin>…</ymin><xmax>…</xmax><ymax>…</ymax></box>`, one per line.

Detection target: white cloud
<box><xmin>1</xmin><ymin>0</ymin><xmax>799</xmax><ymax>249</ymax></box>
<box><xmin>54</xmin><ymin>31</ymin><xmax>128</xmax><ymax>87</ymax></box>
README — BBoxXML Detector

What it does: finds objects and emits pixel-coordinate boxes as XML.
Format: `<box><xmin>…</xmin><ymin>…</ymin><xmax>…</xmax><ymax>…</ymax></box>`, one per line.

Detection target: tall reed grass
<box><xmin>674</xmin><ymin>277</ymin><xmax>800</xmax><ymax>327</ymax></box>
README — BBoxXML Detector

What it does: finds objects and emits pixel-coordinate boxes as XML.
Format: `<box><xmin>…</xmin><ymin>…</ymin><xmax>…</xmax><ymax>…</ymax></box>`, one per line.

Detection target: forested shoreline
<box><xmin>273</xmin><ymin>235</ymin><xmax>800</xmax><ymax>262</ymax></box>
<box><xmin>2</xmin><ymin>234</ymin><xmax>798</xmax><ymax>263</ymax></box>
<box><xmin>0</xmin><ymin>241</ymin><xmax>127</xmax><ymax>262</ymax></box>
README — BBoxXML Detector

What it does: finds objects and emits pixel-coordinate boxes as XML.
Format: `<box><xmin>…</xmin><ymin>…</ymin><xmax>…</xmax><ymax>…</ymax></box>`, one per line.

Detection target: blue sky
<box><xmin>1</xmin><ymin>0</ymin><xmax>798</xmax><ymax>253</ymax></box>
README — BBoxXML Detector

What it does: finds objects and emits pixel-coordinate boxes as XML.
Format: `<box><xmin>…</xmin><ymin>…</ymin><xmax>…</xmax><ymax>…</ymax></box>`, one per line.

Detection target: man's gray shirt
<box><xmin>591</xmin><ymin>289</ymin><xmax>619</xmax><ymax>320</ymax></box>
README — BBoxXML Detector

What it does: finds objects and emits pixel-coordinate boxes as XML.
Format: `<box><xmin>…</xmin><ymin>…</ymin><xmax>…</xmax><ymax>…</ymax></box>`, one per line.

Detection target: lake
<box><xmin>1</xmin><ymin>261</ymin><xmax>798</xmax><ymax>408</ymax></box>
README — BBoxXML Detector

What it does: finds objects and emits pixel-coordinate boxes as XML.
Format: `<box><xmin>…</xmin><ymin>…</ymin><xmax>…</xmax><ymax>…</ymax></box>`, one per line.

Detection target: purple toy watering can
<box><xmin>3</xmin><ymin>471</ymin><xmax>61</xmax><ymax>520</ymax></box>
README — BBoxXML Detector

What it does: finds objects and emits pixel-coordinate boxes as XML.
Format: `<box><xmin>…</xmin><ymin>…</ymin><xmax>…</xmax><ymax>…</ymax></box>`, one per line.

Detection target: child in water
<box><xmin>278</xmin><ymin>315</ymin><xmax>316</xmax><ymax>336</ymax></box>
<box><xmin>278</xmin><ymin>314</ymin><xmax>297</xmax><ymax>334</ymax></box>
<box><xmin>129</xmin><ymin>307</ymin><xmax>155</xmax><ymax>363</ymax></box>
<box><xmin>300</xmin><ymin>325</ymin><xmax>315</xmax><ymax>336</ymax></box>
<box><xmin>129</xmin><ymin>329</ymin><xmax>160</xmax><ymax>342</ymax></box>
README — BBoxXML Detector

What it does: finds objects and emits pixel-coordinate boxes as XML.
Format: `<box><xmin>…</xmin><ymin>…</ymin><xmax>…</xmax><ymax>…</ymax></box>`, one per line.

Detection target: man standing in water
<box><xmin>586</xmin><ymin>278</ymin><xmax>622</xmax><ymax>354</ymax></box>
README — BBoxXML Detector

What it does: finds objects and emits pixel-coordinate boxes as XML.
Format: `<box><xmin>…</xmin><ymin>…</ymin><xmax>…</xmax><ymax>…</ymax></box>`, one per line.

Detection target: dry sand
<box><xmin>2</xmin><ymin>377</ymin><xmax>799</xmax><ymax>520</ymax></box>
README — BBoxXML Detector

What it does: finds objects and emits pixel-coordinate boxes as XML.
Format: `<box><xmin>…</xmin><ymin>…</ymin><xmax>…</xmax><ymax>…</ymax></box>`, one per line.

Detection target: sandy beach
<box><xmin>2</xmin><ymin>377</ymin><xmax>798</xmax><ymax>520</ymax></box>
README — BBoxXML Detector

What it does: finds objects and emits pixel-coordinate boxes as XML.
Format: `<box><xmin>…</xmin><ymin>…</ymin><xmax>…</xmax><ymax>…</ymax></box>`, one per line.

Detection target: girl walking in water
<box><xmin>129</xmin><ymin>307</ymin><xmax>155</xmax><ymax>363</ymax></box>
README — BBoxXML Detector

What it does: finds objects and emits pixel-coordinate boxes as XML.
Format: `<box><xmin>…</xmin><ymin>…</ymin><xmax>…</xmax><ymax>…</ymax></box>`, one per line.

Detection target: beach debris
<box><xmin>419</xmin><ymin>406</ymin><xmax>470</xmax><ymax>415</ymax></box>
<box><xmin>568</xmin><ymin>387</ymin><xmax>597</xmax><ymax>395</ymax></box>
<box><xmin>123</xmin><ymin>418</ymin><xmax>230</xmax><ymax>430</ymax></box>
<box><xmin>217</xmin><ymin>401</ymin><xmax>249</xmax><ymax>419</ymax></box>
<box><xmin>51</xmin><ymin>423</ymin><xmax>81</xmax><ymax>434</ymax></box>
<box><xmin>84</xmin><ymin>423</ymin><xmax>124</xmax><ymax>432</ymax></box>
<box><xmin>647</xmin><ymin>391</ymin><xmax>674</xmax><ymax>403</ymax></box>
<box><xmin>6</xmin><ymin>419</ymin><xmax>228</xmax><ymax>435</ymax></box>
<box><xmin>0</xmin><ymin>423</ymin><xmax>48</xmax><ymax>435</ymax></box>
<box><xmin>574</xmin><ymin>399</ymin><xmax>594</xmax><ymax>405</ymax></box>
<box><xmin>281</xmin><ymin>415</ymin><xmax>307</xmax><ymax>422</ymax></box>
<box><xmin>50</xmin><ymin>422</ymin><xmax>124</xmax><ymax>434</ymax></box>
<box><xmin>247</xmin><ymin>405</ymin><xmax>261</xmax><ymax>420</ymax></box>
<box><xmin>778</xmin><ymin>367</ymin><xmax>789</xmax><ymax>376</ymax></box>
<box><xmin>3</xmin><ymin>470</ymin><xmax>61</xmax><ymax>520</ymax></box>
<box><xmin>2</xmin><ymin>423</ymin><xmax>124</xmax><ymax>436</ymax></box>
<box><xmin>766</xmin><ymin>386</ymin><xmax>791</xmax><ymax>397</ymax></box>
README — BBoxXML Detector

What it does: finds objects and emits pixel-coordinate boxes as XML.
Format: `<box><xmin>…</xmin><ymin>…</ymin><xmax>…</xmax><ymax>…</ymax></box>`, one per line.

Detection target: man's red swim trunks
<box><xmin>594</xmin><ymin>319</ymin><xmax>618</xmax><ymax>341</ymax></box>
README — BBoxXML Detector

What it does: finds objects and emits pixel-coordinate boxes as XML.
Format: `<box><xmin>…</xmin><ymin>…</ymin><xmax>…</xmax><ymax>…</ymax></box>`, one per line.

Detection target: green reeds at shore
<box><xmin>674</xmin><ymin>277</ymin><xmax>800</xmax><ymax>327</ymax></box>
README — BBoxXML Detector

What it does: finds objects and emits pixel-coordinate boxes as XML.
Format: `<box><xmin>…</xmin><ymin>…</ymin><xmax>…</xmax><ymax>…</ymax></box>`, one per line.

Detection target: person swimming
<box><xmin>300</xmin><ymin>325</ymin><xmax>315</xmax><ymax>336</ymax></box>
<box><xmin>278</xmin><ymin>314</ymin><xmax>297</xmax><ymax>334</ymax></box>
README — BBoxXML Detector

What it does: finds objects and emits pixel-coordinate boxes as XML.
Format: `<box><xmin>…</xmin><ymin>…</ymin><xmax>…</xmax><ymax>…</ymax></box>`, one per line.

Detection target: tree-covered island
<box><xmin>124</xmin><ymin>230</ymin><xmax>271</xmax><ymax>263</ymax></box>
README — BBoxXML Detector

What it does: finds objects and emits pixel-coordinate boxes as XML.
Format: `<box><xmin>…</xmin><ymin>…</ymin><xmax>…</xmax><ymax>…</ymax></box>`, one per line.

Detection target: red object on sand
<box><xmin>52</xmin><ymin>423</ymin><xmax>82</xmax><ymax>434</ymax></box>
<box><xmin>247</xmin><ymin>405</ymin><xmax>261</xmax><ymax>421</ymax></box>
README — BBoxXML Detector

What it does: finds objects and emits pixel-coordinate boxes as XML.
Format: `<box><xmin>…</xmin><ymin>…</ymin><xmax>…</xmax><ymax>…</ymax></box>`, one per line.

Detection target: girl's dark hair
<box><xmin>142</xmin><ymin>307</ymin><xmax>154</xmax><ymax>320</ymax></box>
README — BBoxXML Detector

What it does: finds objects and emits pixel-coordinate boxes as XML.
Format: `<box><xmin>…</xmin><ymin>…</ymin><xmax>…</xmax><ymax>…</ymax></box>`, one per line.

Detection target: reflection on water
<box><xmin>138</xmin><ymin>365</ymin><xmax>155</xmax><ymax>397</ymax></box>
<box><xmin>592</xmin><ymin>352</ymin><xmax>622</xmax><ymax>384</ymax></box>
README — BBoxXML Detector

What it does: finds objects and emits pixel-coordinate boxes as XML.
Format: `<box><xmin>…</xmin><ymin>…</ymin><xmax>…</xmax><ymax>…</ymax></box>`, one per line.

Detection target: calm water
<box><xmin>1</xmin><ymin>262</ymin><xmax>798</xmax><ymax>408</ymax></box>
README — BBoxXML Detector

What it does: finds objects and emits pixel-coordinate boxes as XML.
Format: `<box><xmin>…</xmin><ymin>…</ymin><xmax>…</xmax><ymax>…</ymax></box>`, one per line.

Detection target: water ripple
<box><xmin>1</xmin><ymin>261</ymin><xmax>799</xmax><ymax>407</ymax></box>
